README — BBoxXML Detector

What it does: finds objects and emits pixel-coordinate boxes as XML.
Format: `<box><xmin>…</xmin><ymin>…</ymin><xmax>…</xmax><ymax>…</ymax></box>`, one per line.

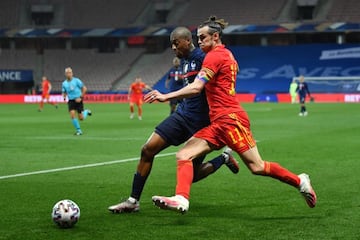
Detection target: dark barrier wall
<box><xmin>0</xmin><ymin>70</ymin><xmax>34</xmax><ymax>94</ymax></box>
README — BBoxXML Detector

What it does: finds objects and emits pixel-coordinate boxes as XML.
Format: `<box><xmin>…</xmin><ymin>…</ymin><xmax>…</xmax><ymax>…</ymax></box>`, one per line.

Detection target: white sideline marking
<box><xmin>0</xmin><ymin>152</ymin><xmax>176</xmax><ymax>180</ymax></box>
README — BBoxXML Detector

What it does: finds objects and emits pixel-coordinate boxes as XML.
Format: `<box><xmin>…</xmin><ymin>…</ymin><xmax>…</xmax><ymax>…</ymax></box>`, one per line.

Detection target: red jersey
<box><xmin>130</xmin><ymin>82</ymin><xmax>146</xmax><ymax>96</ymax></box>
<box><xmin>42</xmin><ymin>80</ymin><xmax>51</xmax><ymax>94</ymax></box>
<box><xmin>201</xmin><ymin>45</ymin><xmax>245</xmax><ymax>121</ymax></box>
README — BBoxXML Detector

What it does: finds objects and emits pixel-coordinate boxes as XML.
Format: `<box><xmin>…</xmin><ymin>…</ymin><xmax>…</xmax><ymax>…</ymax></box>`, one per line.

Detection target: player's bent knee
<box><xmin>141</xmin><ymin>144</ymin><xmax>156</xmax><ymax>161</ymax></box>
<box><xmin>176</xmin><ymin>150</ymin><xmax>192</xmax><ymax>161</ymax></box>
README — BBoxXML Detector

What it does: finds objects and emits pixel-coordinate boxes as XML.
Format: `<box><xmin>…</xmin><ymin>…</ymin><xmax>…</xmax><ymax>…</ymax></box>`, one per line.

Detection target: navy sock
<box><xmin>208</xmin><ymin>155</ymin><xmax>225</xmax><ymax>172</ymax></box>
<box><xmin>130</xmin><ymin>172</ymin><xmax>148</xmax><ymax>201</ymax></box>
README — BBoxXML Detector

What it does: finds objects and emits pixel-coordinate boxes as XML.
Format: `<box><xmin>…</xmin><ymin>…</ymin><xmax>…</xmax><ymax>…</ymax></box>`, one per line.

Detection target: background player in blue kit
<box><xmin>296</xmin><ymin>75</ymin><xmax>311</xmax><ymax>116</ymax></box>
<box><xmin>108</xmin><ymin>27</ymin><xmax>239</xmax><ymax>213</ymax></box>
<box><xmin>166</xmin><ymin>57</ymin><xmax>183</xmax><ymax>114</ymax></box>
<box><xmin>62</xmin><ymin>67</ymin><xmax>92</xmax><ymax>135</ymax></box>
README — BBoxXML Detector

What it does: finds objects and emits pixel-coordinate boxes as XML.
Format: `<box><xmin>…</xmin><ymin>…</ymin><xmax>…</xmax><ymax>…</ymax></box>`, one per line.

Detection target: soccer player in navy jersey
<box><xmin>297</xmin><ymin>75</ymin><xmax>311</xmax><ymax>116</ymax></box>
<box><xmin>166</xmin><ymin>57</ymin><xmax>183</xmax><ymax>114</ymax></box>
<box><xmin>108</xmin><ymin>27</ymin><xmax>239</xmax><ymax>213</ymax></box>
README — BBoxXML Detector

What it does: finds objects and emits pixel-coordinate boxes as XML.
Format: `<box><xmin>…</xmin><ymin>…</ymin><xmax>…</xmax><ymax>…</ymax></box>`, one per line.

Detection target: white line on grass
<box><xmin>0</xmin><ymin>152</ymin><xmax>176</xmax><ymax>180</ymax></box>
<box><xmin>24</xmin><ymin>136</ymin><xmax>146</xmax><ymax>141</ymax></box>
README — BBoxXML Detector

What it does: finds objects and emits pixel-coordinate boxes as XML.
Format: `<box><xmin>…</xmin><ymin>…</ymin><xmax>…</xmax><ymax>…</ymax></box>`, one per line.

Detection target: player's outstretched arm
<box><xmin>144</xmin><ymin>78</ymin><xmax>205</xmax><ymax>103</ymax></box>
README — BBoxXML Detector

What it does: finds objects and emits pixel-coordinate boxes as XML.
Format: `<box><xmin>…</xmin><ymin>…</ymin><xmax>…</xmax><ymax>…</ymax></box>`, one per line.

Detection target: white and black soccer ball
<box><xmin>51</xmin><ymin>199</ymin><xmax>80</xmax><ymax>228</ymax></box>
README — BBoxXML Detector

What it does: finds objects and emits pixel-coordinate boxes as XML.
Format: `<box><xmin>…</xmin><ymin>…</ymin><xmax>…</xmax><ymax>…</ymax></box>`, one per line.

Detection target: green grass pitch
<box><xmin>0</xmin><ymin>102</ymin><xmax>359</xmax><ymax>240</ymax></box>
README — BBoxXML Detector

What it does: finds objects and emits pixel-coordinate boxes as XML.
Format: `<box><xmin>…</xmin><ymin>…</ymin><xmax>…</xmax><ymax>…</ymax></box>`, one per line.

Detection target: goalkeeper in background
<box><xmin>289</xmin><ymin>79</ymin><xmax>298</xmax><ymax>104</ymax></box>
<box><xmin>296</xmin><ymin>75</ymin><xmax>311</xmax><ymax>116</ymax></box>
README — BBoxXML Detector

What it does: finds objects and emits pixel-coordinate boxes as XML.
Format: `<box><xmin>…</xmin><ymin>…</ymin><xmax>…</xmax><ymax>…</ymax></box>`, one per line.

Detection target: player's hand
<box><xmin>75</xmin><ymin>97</ymin><xmax>82</xmax><ymax>103</ymax></box>
<box><xmin>144</xmin><ymin>90</ymin><xmax>167</xmax><ymax>103</ymax></box>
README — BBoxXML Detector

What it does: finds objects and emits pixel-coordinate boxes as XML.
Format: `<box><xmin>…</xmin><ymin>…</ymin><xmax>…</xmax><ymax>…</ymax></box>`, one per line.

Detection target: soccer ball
<box><xmin>51</xmin><ymin>199</ymin><xmax>80</xmax><ymax>228</ymax></box>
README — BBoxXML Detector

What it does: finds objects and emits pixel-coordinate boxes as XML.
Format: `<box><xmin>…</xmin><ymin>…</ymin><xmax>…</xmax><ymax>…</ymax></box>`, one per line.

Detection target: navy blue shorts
<box><xmin>299</xmin><ymin>95</ymin><xmax>306</xmax><ymax>104</ymax></box>
<box><xmin>155</xmin><ymin>112</ymin><xmax>209</xmax><ymax>146</ymax></box>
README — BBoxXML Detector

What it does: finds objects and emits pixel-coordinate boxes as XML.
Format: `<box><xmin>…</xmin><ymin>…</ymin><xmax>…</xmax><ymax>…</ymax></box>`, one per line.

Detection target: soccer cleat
<box><xmin>222</xmin><ymin>147</ymin><xmax>240</xmax><ymax>174</ymax></box>
<box><xmin>74</xmin><ymin>131</ymin><xmax>83</xmax><ymax>136</ymax></box>
<box><xmin>55</xmin><ymin>105</ymin><xmax>59</xmax><ymax>109</ymax></box>
<box><xmin>130</xmin><ymin>113</ymin><xmax>134</xmax><ymax>119</ymax></box>
<box><xmin>138</xmin><ymin>116</ymin><xmax>142</xmax><ymax>120</ymax></box>
<box><xmin>86</xmin><ymin>109</ymin><xmax>92</xmax><ymax>116</ymax></box>
<box><xmin>303</xmin><ymin>111</ymin><xmax>308</xmax><ymax>116</ymax></box>
<box><xmin>108</xmin><ymin>199</ymin><xmax>140</xmax><ymax>213</ymax></box>
<box><xmin>298</xmin><ymin>173</ymin><xmax>317</xmax><ymax>208</ymax></box>
<box><xmin>152</xmin><ymin>195</ymin><xmax>189</xmax><ymax>214</ymax></box>
<box><xmin>299</xmin><ymin>112</ymin><xmax>304</xmax><ymax>116</ymax></box>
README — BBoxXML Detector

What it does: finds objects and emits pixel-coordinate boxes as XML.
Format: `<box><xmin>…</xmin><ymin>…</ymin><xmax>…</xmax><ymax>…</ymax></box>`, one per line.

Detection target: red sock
<box><xmin>39</xmin><ymin>101</ymin><xmax>44</xmax><ymax>109</ymax></box>
<box><xmin>263</xmin><ymin>161</ymin><xmax>300</xmax><ymax>188</ymax></box>
<box><xmin>130</xmin><ymin>105</ymin><xmax>134</xmax><ymax>113</ymax></box>
<box><xmin>175</xmin><ymin>160</ymin><xmax>193</xmax><ymax>199</ymax></box>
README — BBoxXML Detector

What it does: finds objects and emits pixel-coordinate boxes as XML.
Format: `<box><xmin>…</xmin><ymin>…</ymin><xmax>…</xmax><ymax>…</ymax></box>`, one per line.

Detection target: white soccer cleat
<box><xmin>298</xmin><ymin>173</ymin><xmax>317</xmax><ymax>208</ymax></box>
<box><xmin>152</xmin><ymin>195</ymin><xmax>189</xmax><ymax>214</ymax></box>
<box><xmin>303</xmin><ymin>111</ymin><xmax>308</xmax><ymax>116</ymax></box>
<box><xmin>130</xmin><ymin>113</ymin><xmax>134</xmax><ymax>119</ymax></box>
<box><xmin>222</xmin><ymin>147</ymin><xmax>240</xmax><ymax>174</ymax></box>
<box><xmin>138</xmin><ymin>116</ymin><xmax>142</xmax><ymax>120</ymax></box>
<box><xmin>108</xmin><ymin>198</ymin><xmax>140</xmax><ymax>213</ymax></box>
<box><xmin>299</xmin><ymin>112</ymin><xmax>304</xmax><ymax>116</ymax></box>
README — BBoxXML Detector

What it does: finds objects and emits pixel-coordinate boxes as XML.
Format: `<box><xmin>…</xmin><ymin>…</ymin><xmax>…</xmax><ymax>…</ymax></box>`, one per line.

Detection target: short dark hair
<box><xmin>170</xmin><ymin>27</ymin><xmax>192</xmax><ymax>41</ymax></box>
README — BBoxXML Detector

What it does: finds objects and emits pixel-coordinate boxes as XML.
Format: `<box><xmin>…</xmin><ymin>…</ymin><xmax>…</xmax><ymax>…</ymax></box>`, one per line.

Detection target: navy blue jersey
<box><xmin>297</xmin><ymin>82</ymin><xmax>310</xmax><ymax>97</ymax></box>
<box><xmin>168</xmin><ymin>67</ymin><xmax>183</xmax><ymax>92</ymax></box>
<box><xmin>176</xmin><ymin>48</ymin><xmax>209</xmax><ymax>123</ymax></box>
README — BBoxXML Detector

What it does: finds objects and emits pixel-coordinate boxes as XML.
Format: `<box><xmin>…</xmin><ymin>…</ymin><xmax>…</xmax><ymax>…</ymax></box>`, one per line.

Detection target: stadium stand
<box><xmin>0</xmin><ymin>0</ymin><xmax>359</xmax><ymax>94</ymax></box>
<box><xmin>0</xmin><ymin>0</ymin><xmax>148</xmax><ymax>28</ymax></box>
<box><xmin>173</xmin><ymin>0</ymin><xmax>287</xmax><ymax>26</ymax></box>
<box><xmin>113</xmin><ymin>49</ymin><xmax>174</xmax><ymax>91</ymax></box>
<box><xmin>0</xmin><ymin>1</ymin><xmax>20</xmax><ymax>27</ymax></box>
<box><xmin>0</xmin><ymin>49</ymin><xmax>39</xmax><ymax>70</ymax></box>
<box><xmin>65</xmin><ymin>0</ymin><xmax>148</xmax><ymax>28</ymax></box>
<box><xmin>327</xmin><ymin>0</ymin><xmax>360</xmax><ymax>22</ymax></box>
<box><xmin>2</xmin><ymin>0</ymin><xmax>360</xmax><ymax>28</ymax></box>
<box><xmin>43</xmin><ymin>48</ymin><xmax>145</xmax><ymax>92</ymax></box>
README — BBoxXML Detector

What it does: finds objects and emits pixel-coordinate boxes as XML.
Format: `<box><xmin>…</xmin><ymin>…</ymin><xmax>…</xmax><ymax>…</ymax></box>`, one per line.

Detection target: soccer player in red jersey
<box><xmin>38</xmin><ymin>76</ymin><xmax>58</xmax><ymax>111</ymax></box>
<box><xmin>128</xmin><ymin>77</ymin><xmax>152</xmax><ymax>120</ymax></box>
<box><xmin>145</xmin><ymin>16</ymin><xmax>317</xmax><ymax>213</ymax></box>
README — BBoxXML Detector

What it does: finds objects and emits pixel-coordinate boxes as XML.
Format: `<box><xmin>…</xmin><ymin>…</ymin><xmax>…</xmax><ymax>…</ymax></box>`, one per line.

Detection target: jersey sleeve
<box><xmin>62</xmin><ymin>82</ymin><xmax>66</xmax><ymax>93</ymax></box>
<box><xmin>201</xmin><ymin>51</ymin><xmax>221</xmax><ymax>80</ymax></box>
<box><xmin>77</xmin><ymin>78</ymin><xmax>84</xmax><ymax>88</ymax></box>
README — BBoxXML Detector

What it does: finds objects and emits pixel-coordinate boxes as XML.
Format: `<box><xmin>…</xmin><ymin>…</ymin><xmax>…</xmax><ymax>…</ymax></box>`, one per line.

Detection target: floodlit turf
<box><xmin>0</xmin><ymin>102</ymin><xmax>359</xmax><ymax>240</ymax></box>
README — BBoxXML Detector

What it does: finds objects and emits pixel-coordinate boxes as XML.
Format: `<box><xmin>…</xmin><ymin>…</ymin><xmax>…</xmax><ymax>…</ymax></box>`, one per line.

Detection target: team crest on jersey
<box><xmin>190</xmin><ymin>61</ymin><xmax>196</xmax><ymax>70</ymax></box>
